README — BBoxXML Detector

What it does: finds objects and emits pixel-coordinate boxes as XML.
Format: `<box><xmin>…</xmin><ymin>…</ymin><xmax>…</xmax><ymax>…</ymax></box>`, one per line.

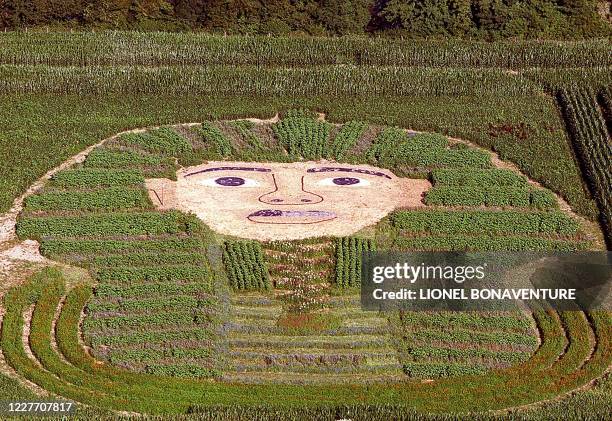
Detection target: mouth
<box><xmin>247</xmin><ymin>209</ymin><xmax>337</xmax><ymax>224</ymax></box>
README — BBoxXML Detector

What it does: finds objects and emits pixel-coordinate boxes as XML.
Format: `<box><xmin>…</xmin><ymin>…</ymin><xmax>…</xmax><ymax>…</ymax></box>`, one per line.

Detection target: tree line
<box><xmin>0</xmin><ymin>1</ymin><xmax>609</xmax><ymax>39</ymax></box>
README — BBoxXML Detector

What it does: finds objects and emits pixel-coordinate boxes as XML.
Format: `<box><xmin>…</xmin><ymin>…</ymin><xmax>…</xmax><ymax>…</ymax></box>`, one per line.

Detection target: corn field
<box><xmin>0</xmin><ymin>32</ymin><xmax>609</xmax><ymax>69</ymax></box>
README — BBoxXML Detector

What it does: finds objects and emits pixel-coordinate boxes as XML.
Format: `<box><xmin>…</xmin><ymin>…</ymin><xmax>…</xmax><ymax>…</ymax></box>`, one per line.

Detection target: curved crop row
<box><xmin>2</xmin><ymin>270</ymin><xmax>606</xmax><ymax>416</ymax></box>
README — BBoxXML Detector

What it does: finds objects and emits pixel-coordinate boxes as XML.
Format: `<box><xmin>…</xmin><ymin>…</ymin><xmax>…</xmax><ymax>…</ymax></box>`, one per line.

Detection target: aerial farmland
<box><xmin>0</xmin><ymin>3</ymin><xmax>610</xmax><ymax>419</ymax></box>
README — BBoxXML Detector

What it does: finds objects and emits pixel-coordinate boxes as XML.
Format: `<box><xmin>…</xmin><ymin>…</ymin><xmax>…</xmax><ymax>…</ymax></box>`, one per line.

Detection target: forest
<box><xmin>1</xmin><ymin>1</ymin><xmax>609</xmax><ymax>39</ymax></box>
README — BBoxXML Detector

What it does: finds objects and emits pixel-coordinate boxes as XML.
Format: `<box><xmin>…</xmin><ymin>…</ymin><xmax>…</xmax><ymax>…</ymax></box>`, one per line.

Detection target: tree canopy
<box><xmin>0</xmin><ymin>0</ymin><xmax>609</xmax><ymax>39</ymax></box>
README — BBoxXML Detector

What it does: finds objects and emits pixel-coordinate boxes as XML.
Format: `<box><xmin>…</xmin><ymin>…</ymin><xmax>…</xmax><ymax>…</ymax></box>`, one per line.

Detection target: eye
<box><xmin>215</xmin><ymin>177</ymin><xmax>245</xmax><ymax>186</ymax></box>
<box><xmin>199</xmin><ymin>177</ymin><xmax>260</xmax><ymax>187</ymax></box>
<box><xmin>318</xmin><ymin>177</ymin><xmax>370</xmax><ymax>187</ymax></box>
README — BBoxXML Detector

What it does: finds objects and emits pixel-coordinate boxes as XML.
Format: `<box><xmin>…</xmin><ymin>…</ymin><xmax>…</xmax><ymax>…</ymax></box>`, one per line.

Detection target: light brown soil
<box><xmin>148</xmin><ymin>160</ymin><xmax>431</xmax><ymax>241</ymax></box>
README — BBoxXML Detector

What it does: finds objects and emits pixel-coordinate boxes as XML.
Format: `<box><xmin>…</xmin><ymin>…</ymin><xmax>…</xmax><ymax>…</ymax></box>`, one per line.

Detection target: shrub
<box><xmin>93</xmin><ymin>251</ymin><xmax>206</xmax><ymax>268</ymax></box>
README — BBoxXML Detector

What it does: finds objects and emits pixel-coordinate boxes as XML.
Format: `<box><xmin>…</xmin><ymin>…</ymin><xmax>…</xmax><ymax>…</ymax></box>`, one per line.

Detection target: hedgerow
<box><xmin>93</xmin><ymin>251</ymin><xmax>206</xmax><ymax>267</ymax></box>
<box><xmin>117</xmin><ymin>127</ymin><xmax>192</xmax><ymax>155</ymax></box>
<box><xmin>83</xmin><ymin>147</ymin><xmax>175</xmax><ymax>169</ymax></box>
<box><xmin>391</xmin><ymin>210</ymin><xmax>579</xmax><ymax>236</ymax></box>
<box><xmin>273</xmin><ymin>115</ymin><xmax>331</xmax><ymax>158</ymax></box>
<box><xmin>431</xmin><ymin>168</ymin><xmax>526</xmax><ymax>186</ymax></box>
<box><xmin>197</xmin><ymin>122</ymin><xmax>233</xmax><ymax>157</ymax></box>
<box><xmin>529</xmin><ymin>189</ymin><xmax>559</xmax><ymax>210</ymax></box>
<box><xmin>424</xmin><ymin>186</ymin><xmax>530</xmax><ymax>207</ymax></box>
<box><xmin>40</xmin><ymin>237</ymin><xmax>207</xmax><ymax>256</ymax></box>
<box><xmin>282</xmin><ymin>109</ymin><xmax>319</xmax><ymax>119</ymax></box>
<box><xmin>367</xmin><ymin>130</ymin><xmax>491</xmax><ymax>170</ymax></box>
<box><xmin>94</xmin><ymin>282</ymin><xmax>212</xmax><ymax>299</ymax></box>
<box><xmin>327</xmin><ymin>121</ymin><xmax>367</xmax><ymax>160</ymax></box>
<box><xmin>87</xmin><ymin>295</ymin><xmax>212</xmax><ymax>313</ymax></box>
<box><xmin>96</xmin><ymin>265</ymin><xmax>211</xmax><ymax>284</ymax></box>
<box><xmin>1</xmin><ymin>270</ymin><xmax>150</xmax><ymax>411</ymax></box>
<box><xmin>424</xmin><ymin>186</ymin><xmax>557</xmax><ymax>209</ymax></box>
<box><xmin>393</xmin><ymin>236</ymin><xmax>586</xmax><ymax>252</ymax></box>
<box><xmin>24</xmin><ymin>186</ymin><xmax>152</xmax><ymax>212</ymax></box>
<box><xmin>223</xmin><ymin>240</ymin><xmax>270</xmax><ymax>291</ymax></box>
<box><xmin>49</xmin><ymin>168</ymin><xmax>145</xmax><ymax>188</ymax></box>
<box><xmin>335</xmin><ymin>237</ymin><xmax>374</xmax><ymax>288</ymax></box>
<box><xmin>365</xmin><ymin>126</ymin><xmax>405</xmax><ymax>164</ymax></box>
<box><xmin>16</xmin><ymin>211</ymin><xmax>196</xmax><ymax>239</ymax></box>
<box><xmin>25</xmin><ymin>274</ymin><xmax>224</xmax><ymax>413</ymax></box>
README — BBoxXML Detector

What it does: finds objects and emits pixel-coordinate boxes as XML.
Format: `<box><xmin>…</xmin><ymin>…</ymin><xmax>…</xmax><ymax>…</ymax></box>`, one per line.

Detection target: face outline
<box><xmin>146</xmin><ymin>161</ymin><xmax>430</xmax><ymax>241</ymax></box>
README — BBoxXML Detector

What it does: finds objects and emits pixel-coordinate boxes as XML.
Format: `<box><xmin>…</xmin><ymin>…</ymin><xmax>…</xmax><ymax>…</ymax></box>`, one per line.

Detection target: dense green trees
<box><xmin>0</xmin><ymin>1</ymin><xmax>608</xmax><ymax>39</ymax></box>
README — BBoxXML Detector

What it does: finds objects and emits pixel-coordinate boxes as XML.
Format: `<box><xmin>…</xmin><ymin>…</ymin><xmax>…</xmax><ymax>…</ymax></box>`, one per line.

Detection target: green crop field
<box><xmin>0</xmin><ymin>29</ymin><xmax>610</xmax><ymax>420</ymax></box>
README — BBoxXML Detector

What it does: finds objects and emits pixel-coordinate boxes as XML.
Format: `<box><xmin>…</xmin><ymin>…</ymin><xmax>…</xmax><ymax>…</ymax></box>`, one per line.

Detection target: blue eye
<box><xmin>215</xmin><ymin>177</ymin><xmax>245</xmax><ymax>186</ymax></box>
<box><xmin>332</xmin><ymin>177</ymin><xmax>360</xmax><ymax>186</ymax></box>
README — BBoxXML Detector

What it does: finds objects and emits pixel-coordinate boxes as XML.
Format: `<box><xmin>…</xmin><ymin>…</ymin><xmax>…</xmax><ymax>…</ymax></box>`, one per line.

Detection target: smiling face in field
<box><xmin>146</xmin><ymin>161</ymin><xmax>430</xmax><ymax>241</ymax></box>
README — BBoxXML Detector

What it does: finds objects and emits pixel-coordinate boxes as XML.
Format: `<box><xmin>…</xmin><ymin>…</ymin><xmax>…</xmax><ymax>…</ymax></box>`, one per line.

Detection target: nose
<box><xmin>259</xmin><ymin>175</ymin><xmax>322</xmax><ymax>205</ymax></box>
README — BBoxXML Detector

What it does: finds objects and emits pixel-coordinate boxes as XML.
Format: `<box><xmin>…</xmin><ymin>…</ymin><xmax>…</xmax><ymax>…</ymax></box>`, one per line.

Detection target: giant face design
<box><xmin>146</xmin><ymin>161</ymin><xmax>430</xmax><ymax>241</ymax></box>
